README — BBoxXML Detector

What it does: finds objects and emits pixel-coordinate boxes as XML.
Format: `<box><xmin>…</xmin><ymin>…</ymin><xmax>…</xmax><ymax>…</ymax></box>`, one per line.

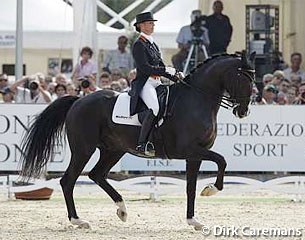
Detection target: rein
<box><xmin>179</xmin><ymin>67</ymin><xmax>255</xmax><ymax>110</ymax></box>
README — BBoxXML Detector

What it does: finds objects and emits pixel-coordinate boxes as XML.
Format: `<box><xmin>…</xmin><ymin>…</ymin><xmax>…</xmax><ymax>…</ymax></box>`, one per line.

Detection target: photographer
<box><xmin>77</xmin><ymin>74</ymin><xmax>101</xmax><ymax>97</ymax></box>
<box><xmin>293</xmin><ymin>83</ymin><xmax>305</xmax><ymax>105</ymax></box>
<box><xmin>72</xmin><ymin>46</ymin><xmax>97</xmax><ymax>83</ymax></box>
<box><xmin>172</xmin><ymin>10</ymin><xmax>210</xmax><ymax>71</ymax></box>
<box><xmin>9</xmin><ymin>75</ymin><xmax>52</xmax><ymax>104</ymax></box>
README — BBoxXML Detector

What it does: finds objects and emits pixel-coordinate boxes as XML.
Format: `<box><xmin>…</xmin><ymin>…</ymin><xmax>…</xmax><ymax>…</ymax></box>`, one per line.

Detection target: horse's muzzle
<box><xmin>233</xmin><ymin>105</ymin><xmax>249</xmax><ymax>118</ymax></box>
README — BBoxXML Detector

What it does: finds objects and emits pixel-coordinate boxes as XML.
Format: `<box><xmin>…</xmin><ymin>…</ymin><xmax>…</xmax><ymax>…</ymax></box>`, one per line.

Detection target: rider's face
<box><xmin>139</xmin><ymin>21</ymin><xmax>155</xmax><ymax>35</ymax></box>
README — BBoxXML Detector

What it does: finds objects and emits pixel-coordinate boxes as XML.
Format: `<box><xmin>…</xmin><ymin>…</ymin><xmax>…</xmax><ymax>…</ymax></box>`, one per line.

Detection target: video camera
<box><xmin>190</xmin><ymin>14</ymin><xmax>208</xmax><ymax>39</ymax></box>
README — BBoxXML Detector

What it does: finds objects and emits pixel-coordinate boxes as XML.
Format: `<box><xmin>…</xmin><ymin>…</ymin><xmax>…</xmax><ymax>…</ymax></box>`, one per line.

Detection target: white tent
<box><xmin>0</xmin><ymin>0</ymin><xmax>200</xmax><ymax>50</ymax></box>
<box><xmin>154</xmin><ymin>0</ymin><xmax>199</xmax><ymax>32</ymax></box>
<box><xmin>0</xmin><ymin>0</ymin><xmax>123</xmax><ymax>50</ymax></box>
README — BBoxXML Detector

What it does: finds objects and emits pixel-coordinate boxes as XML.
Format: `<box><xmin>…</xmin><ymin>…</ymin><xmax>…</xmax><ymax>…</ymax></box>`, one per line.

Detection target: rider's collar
<box><xmin>140</xmin><ymin>32</ymin><xmax>154</xmax><ymax>44</ymax></box>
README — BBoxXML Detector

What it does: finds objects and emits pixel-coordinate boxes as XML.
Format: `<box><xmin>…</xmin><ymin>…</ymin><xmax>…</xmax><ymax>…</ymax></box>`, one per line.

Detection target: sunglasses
<box><xmin>0</xmin><ymin>79</ymin><xmax>8</xmax><ymax>82</ymax></box>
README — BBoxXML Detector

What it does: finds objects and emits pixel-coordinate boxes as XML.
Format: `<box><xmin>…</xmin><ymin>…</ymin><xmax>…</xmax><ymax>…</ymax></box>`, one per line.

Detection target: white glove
<box><xmin>165</xmin><ymin>66</ymin><xmax>176</xmax><ymax>76</ymax></box>
<box><xmin>178</xmin><ymin>71</ymin><xmax>185</xmax><ymax>79</ymax></box>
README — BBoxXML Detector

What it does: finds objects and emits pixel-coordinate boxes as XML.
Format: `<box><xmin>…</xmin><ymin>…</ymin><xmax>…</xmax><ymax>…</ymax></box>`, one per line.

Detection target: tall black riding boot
<box><xmin>136</xmin><ymin>109</ymin><xmax>156</xmax><ymax>157</ymax></box>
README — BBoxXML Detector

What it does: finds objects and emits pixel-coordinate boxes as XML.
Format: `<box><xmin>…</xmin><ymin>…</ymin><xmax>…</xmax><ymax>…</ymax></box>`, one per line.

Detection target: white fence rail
<box><xmin>1</xmin><ymin>175</ymin><xmax>305</xmax><ymax>201</ymax></box>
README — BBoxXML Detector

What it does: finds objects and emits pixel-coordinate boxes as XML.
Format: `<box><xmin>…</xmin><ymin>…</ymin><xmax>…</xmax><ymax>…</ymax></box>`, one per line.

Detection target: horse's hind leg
<box><xmin>88</xmin><ymin>150</ymin><xmax>127</xmax><ymax>221</ymax></box>
<box><xmin>60</xmin><ymin>148</ymin><xmax>95</xmax><ymax>229</ymax></box>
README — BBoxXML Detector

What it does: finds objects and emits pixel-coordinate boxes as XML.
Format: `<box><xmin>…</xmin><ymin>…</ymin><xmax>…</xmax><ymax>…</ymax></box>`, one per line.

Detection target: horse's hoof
<box><xmin>116</xmin><ymin>201</ymin><xmax>127</xmax><ymax>222</ymax></box>
<box><xmin>200</xmin><ymin>184</ymin><xmax>219</xmax><ymax>196</ymax></box>
<box><xmin>187</xmin><ymin>218</ymin><xmax>204</xmax><ymax>231</ymax></box>
<box><xmin>70</xmin><ymin>218</ymin><xmax>91</xmax><ymax>229</ymax></box>
<box><xmin>116</xmin><ymin>208</ymin><xmax>127</xmax><ymax>222</ymax></box>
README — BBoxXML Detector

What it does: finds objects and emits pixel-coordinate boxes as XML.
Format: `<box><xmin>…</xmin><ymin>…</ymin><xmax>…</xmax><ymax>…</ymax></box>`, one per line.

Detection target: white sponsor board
<box><xmin>0</xmin><ymin>34</ymin><xmax>15</xmax><ymax>47</ymax></box>
<box><xmin>0</xmin><ymin>104</ymin><xmax>120</xmax><ymax>172</ymax></box>
<box><xmin>0</xmin><ymin>104</ymin><xmax>305</xmax><ymax>172</ymax></box>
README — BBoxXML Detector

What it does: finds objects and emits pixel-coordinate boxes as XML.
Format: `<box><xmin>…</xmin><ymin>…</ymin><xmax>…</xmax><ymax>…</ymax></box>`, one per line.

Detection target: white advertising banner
<box><xmin>0</xmin><ymin>104</ymin><xmax>305</xmax><ymax>172</ymax></box>
<box><xmin>121</xmin><ymin>105</ymin><xmax>305</xmax><ymax>172</ymax></box>
<box><xmin>0</xmin><ymin>104</ymin><xmax>120</xmax><ymax>172</ymax></box>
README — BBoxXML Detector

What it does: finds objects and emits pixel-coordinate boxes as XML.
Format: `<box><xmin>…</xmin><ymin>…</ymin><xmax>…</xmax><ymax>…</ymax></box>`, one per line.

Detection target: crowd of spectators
<box><xmin>0</xmin><ymin>19</ymin><xmax>305</xmax><ymax>106</ymax></box>
<box><xmin>251</xmin><ymin>52</ymin><xmax>305</xmax><ymax>105</ymax></box>
<box><xmin>0</xmin><ymin>36</ymin><xmax>137</xmax><ymax>104</ymax></box>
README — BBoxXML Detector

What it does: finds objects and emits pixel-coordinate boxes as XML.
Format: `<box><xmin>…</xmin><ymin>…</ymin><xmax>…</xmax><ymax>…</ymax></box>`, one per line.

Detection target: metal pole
<box><xmin>15</xmin><ymin>0</ymin><xmax>23</xmax><ymax>80</ymax></box>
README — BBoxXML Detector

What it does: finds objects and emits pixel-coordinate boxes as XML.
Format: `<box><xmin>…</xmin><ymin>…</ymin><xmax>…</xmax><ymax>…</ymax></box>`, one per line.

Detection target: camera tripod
<box><xmin>183</xmin><ymin>38</ymin><xmax>209</xmax><ymax>75</ymax></box>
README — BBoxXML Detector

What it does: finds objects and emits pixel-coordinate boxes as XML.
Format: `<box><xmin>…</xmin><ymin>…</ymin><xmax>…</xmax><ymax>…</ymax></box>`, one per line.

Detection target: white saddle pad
<box><xmin>112</xmin><ymin>92</ymin><xmax>141</xmax><ymax>126</ymax></box>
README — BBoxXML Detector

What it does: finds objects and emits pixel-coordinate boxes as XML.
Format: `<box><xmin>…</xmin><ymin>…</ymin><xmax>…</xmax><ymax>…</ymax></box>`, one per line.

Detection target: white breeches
<box><xmin>139</xmin><ymin>77</ymin><xmax>161</xmax><ymax>116</ymax></box>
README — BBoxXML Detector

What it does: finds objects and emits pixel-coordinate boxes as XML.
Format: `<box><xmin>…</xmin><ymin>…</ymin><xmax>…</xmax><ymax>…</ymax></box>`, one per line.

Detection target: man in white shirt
<box><xmin>103</xmin><ymin>36</ymin><xmax>134</xmax><ymax>76</ymax></box>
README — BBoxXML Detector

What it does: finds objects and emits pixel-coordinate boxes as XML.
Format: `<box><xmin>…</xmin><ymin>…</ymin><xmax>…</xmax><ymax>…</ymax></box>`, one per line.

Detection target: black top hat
<box><xmin>134</xmin><ymin>12</ymin><xmax>157</xmax><ymax>26</ymax></box>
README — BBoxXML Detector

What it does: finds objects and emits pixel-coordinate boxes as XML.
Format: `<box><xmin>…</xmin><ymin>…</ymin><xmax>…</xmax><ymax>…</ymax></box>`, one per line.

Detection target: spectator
<box><xmin>0</xmin><ymin>73</ymin><xmax>9</xmax><ymax>102</ymax></box>
<box><xmin>283</xmin><ymin>52</ymin><xmax>305</xmax><ymax>82</ymax></box>
<box><xmin>98</xmin><ymin>72</ymin><xmax>112</xmax><ymax>89</ymax></box>
<box><xmin>286</xmin><ymin>86</ymin><xmax>297</xmax><ymax>104</ymax></box>
<box><xmin>262</xmin><ymin>84</ymin><xmax>277</xmax><ymax>105</ymax></box>
<box><xmin>206</xmin><ymin>0</ymin><xmax>232</xmax><ymax>55</ymax></box>
<box><xmin>111</xmin><ymin>69</ymin><xmax>123</xmax><ymax>82</ymax></box>
<box><xmin>110</xmin><ymin>81</ymin><xmax>123</xmax><ymax>92</ymax></box>
<box><xmin>271</xmin><ymin>70</ymin><xmax>285</xmax><ymax>88</ymax></box>
<box><xmin>128</xmin><ymin>69</ymin><xmax>137</xmax><ymax>83</ymax></box>
<box><xmin>171</xmin><ymin>9</ymin><xmax>210</xmax><ymax>71</ymax></box>
<box><xmin>9</xmin><ymin>75</ymin><xmax>52</xmax><ymax>104</ymax></box>
<box><xmin>262</xmin><ymin>73</ymin><xmax>273</xmax><ymax>86</ymax></box>
<box><xmin>290</xmin><ymin>73</ymin><xmax>302</xmax><ymax>88</ymax></box>
<box><xmin>118</xmin><ymin>78</ymin><xmax>129</xmax><ymax>92</ymax></box>
<box><xmin>276</xmin><ymin>92</ymin><xmax>288</xmax><ymax>105</ymax></box>
<box><xmin>103</xmin><ymin>35</ymin><xmax>134</xmax><ymax>76</ymax></box>
<box><xmin>278</xmin><ymin>79</ymin><xmax>290</xmax><ymax>94</ymax></box>
<box><xmin>66</xmin><ymin>83</ymin><xmax>77</xmax><ymax>96</ymax></box>
<box><xmin>55</xmin><ymin>73</ymin><xmax>68</xmax><ymax>85</ymax></box>
<box><xmin>72</xmin><ymin>46</ymin><xmax>97</xmax><ymax>83</ymax></box>
<box><xmin>0</xmin><ymin>87</ymin><xmax>14</xmax><ymax>103</ymax></box>
<box><xmin>53</xmin><ymin>83</ymin><xmax>67</xmax><ymax>100</ymax></box>
<box><xmin>47</xmin><ymin>82</ymin><xmax>57</xmax><ymax>97</ymax></box>
<box><xmin>293</xmin><ymin>82</ymin><xmax>305</xmax><ymax>105</ymax></box>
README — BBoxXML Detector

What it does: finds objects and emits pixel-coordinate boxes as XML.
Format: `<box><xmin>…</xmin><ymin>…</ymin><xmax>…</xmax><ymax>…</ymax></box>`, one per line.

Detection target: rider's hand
<box><xmin>165</xmin><ymin>67</ymin><xmax>177</xmax><ymax>76</ymax></box>
<box><xmin>177</xmin><ymin>72</ymin><xmax>185</xmax><ymax>80</ymax></box>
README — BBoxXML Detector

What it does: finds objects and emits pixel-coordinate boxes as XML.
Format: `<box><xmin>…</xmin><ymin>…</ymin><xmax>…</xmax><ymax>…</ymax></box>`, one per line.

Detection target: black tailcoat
<box><xmin>129</xmin><ymin>35</ymin><xmax>175</xmax><ymax>115</ymax></box>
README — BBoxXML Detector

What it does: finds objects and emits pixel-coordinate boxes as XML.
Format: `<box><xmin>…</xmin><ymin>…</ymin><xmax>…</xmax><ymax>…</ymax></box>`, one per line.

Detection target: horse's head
<box><xmin>224</xmin><ymin>51</ymin><xmax>256</xmax><ymax>118</ymax></box>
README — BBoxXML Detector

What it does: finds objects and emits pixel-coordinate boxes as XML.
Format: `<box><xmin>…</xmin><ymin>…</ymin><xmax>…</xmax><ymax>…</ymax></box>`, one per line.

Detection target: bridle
<box><xmin>179</xmin><ymin>66</ymin><xmax>255</xmax><ymax>110</ymax></box>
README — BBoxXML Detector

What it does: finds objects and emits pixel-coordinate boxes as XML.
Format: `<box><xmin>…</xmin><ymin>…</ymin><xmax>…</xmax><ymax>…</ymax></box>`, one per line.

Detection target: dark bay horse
<box><xmin>20</xmin><ymin>52</ymin><xmax>255</xmax><ymax>230</ymax></box>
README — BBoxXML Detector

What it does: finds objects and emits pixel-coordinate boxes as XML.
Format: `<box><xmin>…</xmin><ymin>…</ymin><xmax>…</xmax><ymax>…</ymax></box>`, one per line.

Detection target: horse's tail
<box><xmin>20</xmin><ymin>95</ymin><xmax>79</xmax><ymax>179</ymax></box>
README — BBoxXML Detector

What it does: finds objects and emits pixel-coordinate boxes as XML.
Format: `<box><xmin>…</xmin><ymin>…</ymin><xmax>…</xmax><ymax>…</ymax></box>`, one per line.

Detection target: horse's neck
<box><xmin>188</xmin><ymin>71</ymin><xmax>224</xmax><ymax>104</ymax></box>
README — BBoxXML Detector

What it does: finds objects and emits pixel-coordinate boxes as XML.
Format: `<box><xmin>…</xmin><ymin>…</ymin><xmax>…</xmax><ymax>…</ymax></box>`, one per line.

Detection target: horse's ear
<box><xmin>241</xmin><ymin>50</ymin><xmax>247</xmax><ymax>64</ymax></box>
<box><xmin>249</xmin><ymin>51</ymin><xmax>256</xmax><ymax>62</ymax></box>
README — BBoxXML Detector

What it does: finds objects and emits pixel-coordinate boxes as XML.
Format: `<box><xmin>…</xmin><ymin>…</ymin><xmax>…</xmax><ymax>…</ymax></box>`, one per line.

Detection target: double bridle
<box><xmin>180</xmin><ymin>67</ymin><xmax>255</xmax><ymax>110</ymax></box>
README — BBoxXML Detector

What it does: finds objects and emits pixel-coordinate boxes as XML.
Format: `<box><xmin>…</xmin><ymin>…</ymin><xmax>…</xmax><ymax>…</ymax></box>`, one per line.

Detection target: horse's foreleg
<box><xmin>201</xmin><ymin>150</ymin><xmax>227</xmax><ymax>196</ymax></box>
<box><xmin>88</xmin><ymin>150</ymin><xmax>127</xmax><ymax>222</ymax></box>
<box><xmin>186</xmin><ymin>159</ymin><xmax>204</xmax><ymax>231</ymax></box>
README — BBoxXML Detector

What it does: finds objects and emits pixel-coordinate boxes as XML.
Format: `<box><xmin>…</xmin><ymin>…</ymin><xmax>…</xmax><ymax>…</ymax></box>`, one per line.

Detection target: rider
<box><xmin>130</xmin><ymin>12</ymin><xmax>178</xmax><ymax>157</ymax></box>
